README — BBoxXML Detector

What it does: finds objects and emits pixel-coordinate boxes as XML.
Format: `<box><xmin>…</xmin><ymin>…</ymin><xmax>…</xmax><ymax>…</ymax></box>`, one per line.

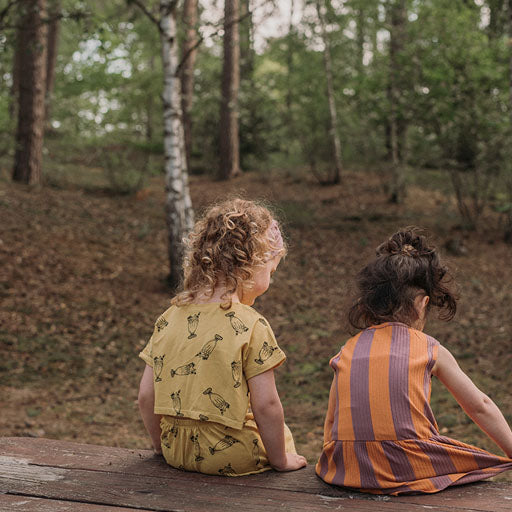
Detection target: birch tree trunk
<box><xmin>12</xmin><ymin>0</ymin><xmax>47</xmax><ymax>185</ymax></box>
<box><xmin>316</xmin><ymin>0</ymin><xmax>342</xmax><ymax>184</ymax></box>
<box><xmin>160</xmin><ymin>0</ymin><xmax>195</xmax><ymax>290</ymax></box>
<box><xmin>388</xmin><ymin>0</ymin><xmax>407</xmax><ymax>204</ymax></box>
<box><xmin>218</xmin><ymin>0</ymin><xmax>241</xmax><ymax>180</ymax></box>
<box><xmin>180</xmin><ymin>0</ymin><xmax>198</xmax><ymax>171</ymax></box>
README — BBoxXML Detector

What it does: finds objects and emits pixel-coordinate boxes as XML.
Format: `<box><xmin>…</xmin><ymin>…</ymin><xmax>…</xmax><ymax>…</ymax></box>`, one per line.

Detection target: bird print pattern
<box><xmin>252</xmin><ymin>438</ymin><xmax>261</xmax><ymax>466</ymax></box>
<box><xmin>187</xmin><ymin>313</ymin><xmax>200</xmax><ymax>339</ymax></box>
<box><xmin>195</xmin><ymin>334</ymin><xmax>223</xmax><ymax>360</ymax></box>
<box><xmin>203</xmin><ymin>387</ymin><xmax>230</xmax><ymax>415</ymax></box>
<box><xmin>142</xmin><ymin>303</ymin><xmax>287</xmax><ymax>463</ymax></box>
<box><xmin>254</xmin><ymin>341</ymin><xmax>278</xmax><ymax>365</ymax></box>
<box><xmin>156</xmin><ymin>316</ymin><xmax>169</xmax><ymax>332</ymax></box>
<box><xmin>170</xmin><ymin>361</ymin><xmax>196</xmax><ymax>378</ymax></box>
<box><xmin>170</xmin><ymin>391</ymin><xmax>184</xmax><ymax>416</ymax></box>
<box><xmin>153</xmin><ymin>355</ymin><xmax>165</xmax><ymax>382</ymax></box>
<box><xmin>231</xmin><ymin>360</ymin><xmax>242</xmax><ymax>388</ymax></box>
<box><xmin>208</xmin><ymin>434</ymin><xmax>240</xmax><ymax>455</ymax></box>
<box><xmin>218</xmin><ymin>463</ymin><xmax>236</xmax><ymax>476</ymax></box>
<box><xmin>225</xmin><ymin>312</ymin><xmax>248</xmax><ymax>335</ymax></box>
<box><xmin>190</xmin><ymin>433</ymin><xmax>204</xmax><ymax>462</ymax></box>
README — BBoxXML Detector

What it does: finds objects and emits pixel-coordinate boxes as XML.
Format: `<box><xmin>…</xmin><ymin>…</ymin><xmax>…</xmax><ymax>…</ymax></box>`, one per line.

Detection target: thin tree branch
<box><xmin>175</xmin><ymin>6</ymin><xmax>254</xmax><ymax>77</ymax></box>
<box><xmin>159</xmin><ymin>0</ymin><xmax>180</xmax><ymax>18</ymax></box>
<box><xmin>0</xmin><ymin>0</ymin><xmax>22</xmax><ymax>29</ymax></box>
<box><xmin>129</xmin><ymin>0</ymin><xmax>162</xmax><ymax>29</ymax></box>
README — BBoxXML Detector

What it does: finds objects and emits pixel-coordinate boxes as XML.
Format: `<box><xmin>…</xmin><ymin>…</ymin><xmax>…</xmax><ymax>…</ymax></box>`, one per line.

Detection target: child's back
<box><xmin>317</xmin><ymin>228</ymin><xmax>512</xmax><ymax>495</ymax></box>
<box><xmin>318</xmin><ymin>322</ymin><xmax>512</xmax><ymax>494</ymax></box>
<box><xmin>138</xmin><ymin>199</ymin><xmax>306</xmax><ymax>476</ymax></box>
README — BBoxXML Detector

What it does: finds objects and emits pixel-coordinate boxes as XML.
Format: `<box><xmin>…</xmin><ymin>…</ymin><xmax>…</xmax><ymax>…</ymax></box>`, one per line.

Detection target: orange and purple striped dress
<box><xmin>316</xmin><ymin>322</ymin><xmax>512</xmax><ymax>495</ymax></box>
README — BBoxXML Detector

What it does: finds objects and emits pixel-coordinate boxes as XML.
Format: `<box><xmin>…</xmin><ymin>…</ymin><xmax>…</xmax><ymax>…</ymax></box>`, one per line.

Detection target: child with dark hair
<box><xmin>316</xmin><ymin>228</ymin><xmax>512</xmax><ymax>495</ymax></box>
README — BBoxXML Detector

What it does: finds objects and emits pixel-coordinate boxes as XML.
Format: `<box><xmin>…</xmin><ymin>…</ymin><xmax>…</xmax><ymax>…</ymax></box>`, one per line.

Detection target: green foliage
<box><xmin>3</xmin><ymin>0</ymin><xmax>512</xmax><ymax>237</ymax></box>
<box><xmin>99</xmin><ymin>145</ymin><xmax>148</xmax><ymax>195</ymax></box>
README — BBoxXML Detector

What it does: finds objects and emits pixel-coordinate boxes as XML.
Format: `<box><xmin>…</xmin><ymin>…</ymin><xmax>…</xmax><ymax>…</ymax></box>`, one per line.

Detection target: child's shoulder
<box><xmin>229</xmin><ymin>303</ymin><xmax>273</xmax><ymax>329</ymax></box>
<box><xmin>347</xmin><ymin>322</ymin><xmax>441</xmax><ymax>346</ymax></box>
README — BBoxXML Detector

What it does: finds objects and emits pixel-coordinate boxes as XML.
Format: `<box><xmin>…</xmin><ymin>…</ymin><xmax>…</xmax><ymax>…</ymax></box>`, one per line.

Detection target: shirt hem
<box><xmin>155</xmin><ymin>408</ymin><xmax>244</xmax><ymax>430</ymax></box>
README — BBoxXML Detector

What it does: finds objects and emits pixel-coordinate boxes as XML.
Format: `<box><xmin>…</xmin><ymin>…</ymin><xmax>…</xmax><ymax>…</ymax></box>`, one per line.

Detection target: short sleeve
<box><xmin>139</xmin><ymin>309</ymin><xmax>172</xmax><ymax>367</ymax></box>
<box><xmin>243</xmin><ymin>317</ymin><xmax>286</xmax><ymax>380</ymax></box>
<box><xmin>139</xmin><ymin>329</ymin><xmax>156</xmax><ymax>367</ymax></box>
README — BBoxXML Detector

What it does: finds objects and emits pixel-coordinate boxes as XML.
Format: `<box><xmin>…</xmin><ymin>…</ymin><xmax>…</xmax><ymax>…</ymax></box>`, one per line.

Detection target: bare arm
<box><xmin>138</xmin><ymin>364</ymin><xmax>162</xmax><ymax>454</ymax></box>
<box><xmin>433</xmin><ymin>345</ymin><xmax>512</xmax><ymax>458</ymax></box>
<box><xmin>248</xmin><ymin>369</ymin><xmax>307</xmax><ymax>471</ymax></box>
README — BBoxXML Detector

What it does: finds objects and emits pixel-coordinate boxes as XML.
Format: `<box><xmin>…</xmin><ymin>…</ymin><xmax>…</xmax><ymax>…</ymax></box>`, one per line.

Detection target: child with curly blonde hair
<box><xmin>317</xmin><ymin>228</ymin><xmax>512</xmax><ymax>494</ymax></box>
<box><xmin>138</xmin><ymin>198</ymin><xmax>307</xmax><ymax>475</ymax></box>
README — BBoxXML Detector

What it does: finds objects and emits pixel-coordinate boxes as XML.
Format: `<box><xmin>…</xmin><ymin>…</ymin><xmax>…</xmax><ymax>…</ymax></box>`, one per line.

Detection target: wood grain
<box><xmin>1</xmin><ymin>437</ymin><xmax>511</xmax><ymax>512</ymax></box>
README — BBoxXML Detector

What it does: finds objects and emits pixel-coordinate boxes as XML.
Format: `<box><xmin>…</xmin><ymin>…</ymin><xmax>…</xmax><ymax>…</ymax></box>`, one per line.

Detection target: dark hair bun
<box><xmin>376</xmin><ymin>228</ymin><xmax>433</xmax><ymax>259</ymax></box>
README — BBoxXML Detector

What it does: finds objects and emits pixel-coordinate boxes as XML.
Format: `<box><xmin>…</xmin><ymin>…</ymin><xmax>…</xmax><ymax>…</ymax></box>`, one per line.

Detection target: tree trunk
<box><xmin>509</xmin><ymin>0</ymin><xmax>512</xmax><ymax>125</ymax></box>
<box><xmin>488</xmin><ymin>0</ymin><xmax>506</xmax><ymax>38</ymax></box>
<box><xmin>239</xmin><ymin>0</ymin><xmax>254</xmax><ymax>78</ymax></box>
<box><xmin>12</xmin><ymin>0</ymin><xmax>48</xmax><ymax>185</ymax></box>
<box><xmin>506</xmin><ymin>0</ymin><xmax>512</xmax><ymax>242</ymax></box>
<box><xmin>388</xmin><ymin>0</ymin><xmax>407</xmax><ymax>204</ymax></box>
<box><xmin>180</xmin><ymin>0</ymin><xmax>198</xmax><ymax>171</ymax></box>
<box><xmin>285</xmin><ymin>0</ymin><xmax>295</xmax><ymax>147</ymax></box>
<box><xmin>218</xmin><ymin>0</ymin><xmax>241</xmax><ymax>180</ymax></box>
<box><xmin>316</xmin><ymin>0</ymin><xmax>342</xmax><ymax>184</ymax></box>
<box><xmin>45</xmin><ymin>0</ymin><xmax>61</xmax><ymax>126</ymax></box>
<box><xmin>146</xmin><ymin>54</ymin><xmax>155</xmax><ymax>143</ymax></box>
<box><xmin>356</xmin><ymin>4</ymin><xmax>365</xmax><ymax>76</ymax></box>
<box><xmin>159</xmin><ymin>0</ymin><xmax>195</xmax><ymax>290</ymax></box>
<box><xmin>9</xmin><ymin>30</ymin><xmax>22</xmax><ymax>120</ymax></box>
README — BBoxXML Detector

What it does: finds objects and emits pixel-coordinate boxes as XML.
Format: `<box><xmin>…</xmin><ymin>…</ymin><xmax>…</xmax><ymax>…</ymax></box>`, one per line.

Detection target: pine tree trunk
<box><xmin>239</xmin><ymin>0</ymin><xmax>254</xmax><ymax>78</ymax></box>
<box><xmin>509</xmin><ymin>0</ymin><xmax>512</xmax><ymax>125</ymax></box>
<box><xmin>160</xmin><ymin>0</ymin><xmax>195</xmax><ymax>290</ymax></box>
<box><xmin>146</xmin><ymin>55</ymin><xmax>155</xmax><ymax>143</ymax></box>
<box><xmin>316</xmin><ymin>0</ymin><xmax>342</xmax><ymax>184</ymax></box>
<box><xmin>285</xmin><ymin>0</ymin><xmax>295</xmax><ymax>148</ymax></box>
<box><xmin>45</xmin><ymin>0</ymin><xmax>61</xmax><ymax>126</ymax></box>
<box><xmin>356</xmin><ymin>5</ymin><xmax>365</xmax><ymax>77</ymax></box>
<box><xmin>218</xmin><ymin>0</ymin><xmax>241</xmax><ymax>180</ymax></box>
<box><xmin>9</xmin><ymin>30</ymin><xmax>22</xmax><ymax>120</ymax></box>
<box><xmin>12</xmin><ymin>0</ymin><xmax>47</xmax><ymax>185</ymax></box>
<box><xmin>388</xmin><ymin>0</ymin><xmax>407</xmax><ymax>204</ymax></box>
<box><xmin>505</xmin><ymin>0</ymin><xmax>512</xmax><ymax>242</ymax></box>
<box><xmin>180</xmin><ymin>0</ymin><xmax>198</xmax><ymax>171</ymax></box>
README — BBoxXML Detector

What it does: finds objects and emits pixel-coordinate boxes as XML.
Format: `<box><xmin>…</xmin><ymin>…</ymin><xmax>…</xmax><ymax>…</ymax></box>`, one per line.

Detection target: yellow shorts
<box><xmin>160</xmin><ymin>412</ymin><xmax>297</xmax><ymax>476</ymax></box>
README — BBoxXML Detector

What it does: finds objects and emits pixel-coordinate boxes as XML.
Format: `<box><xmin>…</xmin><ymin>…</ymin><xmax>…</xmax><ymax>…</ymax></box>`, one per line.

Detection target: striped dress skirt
<box><xmin>316</xmin><ymin>322</ymin><xmax>512</xmax><ymax>495</ymax></box>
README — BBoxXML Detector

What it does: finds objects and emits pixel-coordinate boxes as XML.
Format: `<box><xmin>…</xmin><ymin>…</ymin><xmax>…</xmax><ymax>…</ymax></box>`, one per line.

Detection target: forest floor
<box><xmin>1</xmin><ymin>163</ymin><xmax>511</xmax><ymax>482</ymax></box>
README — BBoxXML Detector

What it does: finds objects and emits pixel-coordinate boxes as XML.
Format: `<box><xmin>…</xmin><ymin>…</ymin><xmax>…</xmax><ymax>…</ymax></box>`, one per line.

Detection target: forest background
<box><xmin>1</xmin><ymin>0</ymin><xmax>512</xmax><ymax>482</ymax></box>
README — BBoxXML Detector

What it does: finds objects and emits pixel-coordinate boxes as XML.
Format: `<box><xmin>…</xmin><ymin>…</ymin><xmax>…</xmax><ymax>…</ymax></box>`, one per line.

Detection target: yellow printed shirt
<box><xmin>139</xmin><ymin>302</ymin><xmax>286</xmax><ymax>430</ymax></box>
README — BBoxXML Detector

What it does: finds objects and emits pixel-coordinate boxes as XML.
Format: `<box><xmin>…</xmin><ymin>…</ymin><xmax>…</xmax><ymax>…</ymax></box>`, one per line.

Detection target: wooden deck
<box><xmin>1</xmin><ymin>437</ymin><xmax>512</xmax><ymax>511</ymax></box>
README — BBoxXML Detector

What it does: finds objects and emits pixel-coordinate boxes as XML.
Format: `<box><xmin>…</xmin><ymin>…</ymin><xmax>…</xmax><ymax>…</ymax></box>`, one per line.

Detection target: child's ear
<box><xmin>414</xmin><ymin>294</ymin><xmax>429</xmax><ymax>316</ymax></box>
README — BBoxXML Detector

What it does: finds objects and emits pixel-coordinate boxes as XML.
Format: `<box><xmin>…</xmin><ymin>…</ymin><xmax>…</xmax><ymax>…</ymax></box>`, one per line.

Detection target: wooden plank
<box><xmin>0</xmin><ymin>466</ymin><xmax>452</xmax><ymax>512</ymax></box>
<box><xmin>0</xmin><ymin>437</ymin><xmax>354</xmax><ymax>497</ymax></box>
<box><xmin>1</xmin><ymin>438</ymin><xmax>512</xmax><ymax>511</ymax></box>
<box><xmin>0</xmin><ymin>453</ymin><xmax>503</xmax><ymax>512</ymax></box>
<box><xmin>0</xmin><ymin>494</ymin><xmax>154</xmax><ymax>512</ymax></box>
<box><xmin>393</xmin><ymin>483</ymin><xmax>512</xmax><ymax>511</ymax></box>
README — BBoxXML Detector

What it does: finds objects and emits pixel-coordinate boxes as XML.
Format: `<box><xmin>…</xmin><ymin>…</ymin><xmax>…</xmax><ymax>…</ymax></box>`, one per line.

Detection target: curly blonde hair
<box><xmin>172</xmin><ymin>198</ymin><xmax>286</xmax><ymax>307</ymax></box>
